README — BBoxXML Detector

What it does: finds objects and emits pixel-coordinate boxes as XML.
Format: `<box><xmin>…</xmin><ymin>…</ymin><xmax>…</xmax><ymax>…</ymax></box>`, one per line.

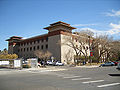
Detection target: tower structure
<box><xmin>44</xmin><ymin>21</ymin><xmax>76</xmax><ymax>62</ymax></box>
<box><xmin>6</xmin><ymin>36</ymin><xmax>23</xmax><ymax>54</ymax></box>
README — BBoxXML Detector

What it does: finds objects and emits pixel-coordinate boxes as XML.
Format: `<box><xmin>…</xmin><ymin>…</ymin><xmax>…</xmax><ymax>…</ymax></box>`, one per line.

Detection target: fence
<box><xmin>0</xmin><ymin>59</ymin><xmax>22</xmax><ymax>69</ymax></box>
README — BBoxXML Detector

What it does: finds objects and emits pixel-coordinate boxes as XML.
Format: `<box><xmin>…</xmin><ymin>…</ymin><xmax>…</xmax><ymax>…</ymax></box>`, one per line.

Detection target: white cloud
<box><xmin>76</xmin><ymin>22</ymin><xmax>120</xmax><ymax>36</ymax></box>
<box><xmin>110</xmin><ymin>23</ymin><xmax>120</xmax><ymax>29</ymax></box>
<box><xmin>105</xmin><ymin>9</ymin><xmax>120</xmax><ymax>17</ymax></box>
<box><xmin>72</xmin><ymin>24</ymin><xmax>97</xmax><ymax>27</ymax></box>
<box><xmin>108</xmin><ymin>23</ymin><xmax>120</xmax><ymax>35</ymax></box>
<box><xmin>76</xmin><ymin>28</ymin><xmax>107</xmax><ymax>36</ymax></box>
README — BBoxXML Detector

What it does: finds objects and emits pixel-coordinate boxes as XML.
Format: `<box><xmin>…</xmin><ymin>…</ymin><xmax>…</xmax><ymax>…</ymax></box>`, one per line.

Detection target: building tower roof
<box><xmin>44</xmin><ymin>21</ymin><xmax>76</xmax><ymax>30</ymax></box>
<box><xmin>6</xmin><ymin>36</ymin><xmax>23</xmax><ymax>41</ymax></box>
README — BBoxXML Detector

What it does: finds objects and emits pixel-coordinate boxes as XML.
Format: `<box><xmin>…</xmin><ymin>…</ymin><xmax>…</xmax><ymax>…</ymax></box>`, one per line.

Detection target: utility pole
<box><xmin>88</xmin><ymin>36</ymin><xmax>92</xmax><ymax>65</ymax></box>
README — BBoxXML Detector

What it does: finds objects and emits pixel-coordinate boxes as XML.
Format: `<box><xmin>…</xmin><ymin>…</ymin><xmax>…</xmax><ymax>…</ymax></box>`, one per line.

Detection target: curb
<box><xmin>76</xmin><ymin>65</ymin><xmax>99</xmax><ymax>68</ymax></box>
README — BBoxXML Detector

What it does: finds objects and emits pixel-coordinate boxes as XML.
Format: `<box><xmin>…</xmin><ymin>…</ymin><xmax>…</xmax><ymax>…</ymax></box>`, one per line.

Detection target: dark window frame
<box><xmin>46</xmin><ymin>44</ymin><xmax>48</xmax><ymax>49</ymax></box>
<box><xmin>41</xmin><ymin>45</ymin><xmax>43</xmax><ymax>49</ymax></box>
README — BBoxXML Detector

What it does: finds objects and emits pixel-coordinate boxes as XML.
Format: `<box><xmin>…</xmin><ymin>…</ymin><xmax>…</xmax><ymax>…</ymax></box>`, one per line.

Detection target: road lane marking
<box><xmin>57</xmin><ymin>74</ymin><xmax>74</xmax><ymax>77</ymax></box>
<box><xmin>63</xmin><ymin>76</ymin><xmax>81</xmax><ymax>78</ymax></box>
<box><xmin>82</xmin><ymin>80</ymin><xmax>104</xmax><ymax>84</ymax></box>
<box><xmin>97</xmin><ymin>83</ymin><xmax>120</xmax><ymax>87</ymax></box>
<box><xmin>72</xmin><ymin>78</ymin><xmax>91</xmax><ymax>81</ymax></box>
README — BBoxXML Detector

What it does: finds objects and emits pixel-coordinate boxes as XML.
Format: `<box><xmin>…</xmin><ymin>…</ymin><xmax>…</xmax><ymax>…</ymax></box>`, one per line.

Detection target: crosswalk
<box><xmin>28</xmin><ymin>70</ymin><xmax>120</xmax><ymax>88</ymax></box>
<box><xmin>63</xmin><ymin>76</ymin><xmax>81</xmax><ymax>78</ymax></box>
<box><xmin>71</xmin><ymin>77</ymin><xmax>91</xmax><ymax>81</ymax></box>
<box><xmin>54</xmin><ymin>72</ymin><xmax>120</xmax><ymax>88</ymax></box>
<box><xmin>82</xmin><ymin>80</ymin><xmax>104</xmax><ymax>84</ymax></box>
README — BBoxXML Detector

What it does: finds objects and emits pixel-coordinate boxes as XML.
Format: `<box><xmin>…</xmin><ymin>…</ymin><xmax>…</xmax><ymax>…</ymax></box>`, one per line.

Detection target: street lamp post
<box><xmin>88</xmin><ymin>36</ymin><xmax>92</xmax><ymax>65</ymax></box>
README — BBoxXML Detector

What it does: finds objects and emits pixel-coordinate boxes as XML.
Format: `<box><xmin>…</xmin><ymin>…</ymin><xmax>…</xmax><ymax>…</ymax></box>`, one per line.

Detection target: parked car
<box><xmin>116</xmin><ymin>62</ymin><xmax>120</xmax><ymax>70</ymax></box>
<box><xmin>55</xmin><ymin>61</ymin><xmax>64</xmax><ymax>66</ymax></box>
<box><xmin>99</xmin><ymin>62</ymin><xmax>115</xmax><ymax>67</ymax></box>
<box><xmin>112</xmin><ymin>61</ymin><xmax>119</xmax><ymax>66</ymax></box>
<box><xmin>46</xmin><ymin>60</ymin><xmax>54</xmax><ymax>65</ymax></box>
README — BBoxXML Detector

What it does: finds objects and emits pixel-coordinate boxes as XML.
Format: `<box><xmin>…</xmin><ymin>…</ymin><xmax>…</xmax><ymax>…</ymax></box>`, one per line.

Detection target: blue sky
<box><xmin>0</xmin><ymin>0</ymin><xmax>120</xmax><ymax>50</ymax></box>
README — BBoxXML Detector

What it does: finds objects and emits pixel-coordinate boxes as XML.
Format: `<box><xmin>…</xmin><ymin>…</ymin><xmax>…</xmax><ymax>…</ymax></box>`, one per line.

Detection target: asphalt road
<box><xmin>0</xmin><ymin>66</ymin><xmax>120</xmax><ymax>90</ymax></box>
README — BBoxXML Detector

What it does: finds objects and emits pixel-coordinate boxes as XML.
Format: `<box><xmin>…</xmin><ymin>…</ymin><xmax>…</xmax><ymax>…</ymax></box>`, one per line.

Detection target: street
<box><xmin>0</xmin><ymin>66</ymin><xmax>120</xmax><ymax>90</ymax></box>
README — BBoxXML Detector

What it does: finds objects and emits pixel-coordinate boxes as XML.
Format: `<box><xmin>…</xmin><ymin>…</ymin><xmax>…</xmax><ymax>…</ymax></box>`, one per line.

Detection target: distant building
<box><xmin>6</xmin><ymin>21</ymin><xmax>77</xmax><ymax>63</ymax></box>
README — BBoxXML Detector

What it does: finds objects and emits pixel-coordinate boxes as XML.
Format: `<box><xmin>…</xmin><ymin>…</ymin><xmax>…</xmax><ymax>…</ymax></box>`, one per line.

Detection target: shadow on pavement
<box><xmin>109</xmin><ymin>74</ymin><xmax>120</xmax><ymax>76</ymax></box>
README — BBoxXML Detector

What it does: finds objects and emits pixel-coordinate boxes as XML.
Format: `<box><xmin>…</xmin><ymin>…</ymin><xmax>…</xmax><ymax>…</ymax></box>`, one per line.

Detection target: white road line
<box><xmin>57</xmin><ymin>74</ymin><xmax>73</xmax><ymax>77</ymax></box>
<box><xmin>63</xmin><ymin>76</ymin><xmax>81</xmax><ymax>78</ymax></box>
<box><xmin>72</xmin><ymin>78</ymin><xmax>91</xmax><ymax>81</ymax></box>
<box><xmin>97</xmin><ymin>83</ymin><xmax>120</xmax><ymax>88</ymax></box>
<box><xmin>82</xmin><ymin>80</ymin><xmax>104</xmax><ymax>84</ymax></box>
<box><xmin>56</xmin><ymin>73</ymin><xmax>75</xmax><ymax>77</ymax></box>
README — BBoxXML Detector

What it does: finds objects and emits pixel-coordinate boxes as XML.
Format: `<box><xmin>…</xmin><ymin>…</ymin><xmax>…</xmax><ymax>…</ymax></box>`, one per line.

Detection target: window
<box><xmin>9</xmin><ymin>43</ymin><xmax>11</xmax><ymax>46</ymax></box>
<box><xmin>41</xmin><ymin>39</ymin><xmax>44</xmax><ymax>42</ymax></box>
<box><xmin>27</xmin><ymin>48</ymin><xmax>29</xmax><ymax>51</ymax></box>
<box><xmin>37</xmin><ymin>40</ymin><xmax>40</xmax><ymax>43</ymax></box>
<box><xmin>86</xmin><ymin>46</ymin><xmax>88</xmax><ymax>50</ymax></box>
<box><xmin>46</xmin><ymin>44</ymin><xmax>48</xmax><ymax>49</ymax></box>
<box><xmin>33</xmin><ymin>46</ymin><xmax>35</xmax><ymax>51</ymax></box>
<box><xmin>21</xmin><ymin>48</ymin><xmax>22</xmax><ymax>52</ymax></box>
<box><xmin>83</xmin><ymin>46</ymin><xmax>85</xmax><ymax>49</ymax></box>
<box><xmin>24</xmin><ymin>48</ymin><xmax>25</xmax><ymax>52</ymax></box>
<box><xmin>75</xmin><ymin>38</ymin><xmax>77</xmax><ymax>42</ymax></box>
<box><xmin>30</xmin><ymin>47</ymin><xmax>32</xmax><ymax>51</ymax></box>
<box><xmin>76</xmin><ymin>45</ymin><xmax>78</xmax><ymax>48</ymax></box>
<box><xmin>34</xmin><ymin>41</ymin><xmax>36</xmax><ymax>44</ymax></box>
<box><xmin>46</xmin><ymin>37</ymin><xmax>48</xmax><ymax>42</ymax></box>
<box><xmin>41</xmin><ymin>45</ymin><xmax>43</xmax><ymax>49</ymax></box>
<box><xmin>37</xmin><ymin>46</ymin><xmax>39</xmax><ymax>49</ymax></box>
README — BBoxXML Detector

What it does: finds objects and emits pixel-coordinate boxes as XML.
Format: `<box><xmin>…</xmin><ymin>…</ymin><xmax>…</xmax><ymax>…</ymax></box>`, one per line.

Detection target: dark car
<box><xmin>99</xmin><ymin>62</ymin><xmax>115</xmax><ymax>67</ymax></box>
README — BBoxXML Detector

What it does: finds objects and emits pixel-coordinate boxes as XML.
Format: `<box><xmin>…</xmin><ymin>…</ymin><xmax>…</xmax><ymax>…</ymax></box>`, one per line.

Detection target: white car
<box><xmin>116</xmin><ymin>62</ymin><xmax>120</xmax><ymax>70</ymax></box>
<box><xmin>55</xmin><ymin>61</ymin><xmax>64</xmax><ymax>66</ymax></box>
<box><xmin>46</xmin><ymin>60</ymin><xmax>54</xmax><ymax>65</ymax></box>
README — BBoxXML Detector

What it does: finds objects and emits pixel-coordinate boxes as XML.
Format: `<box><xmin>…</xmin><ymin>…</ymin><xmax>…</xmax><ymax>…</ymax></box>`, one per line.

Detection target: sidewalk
<box><xmin>22</xmin><ymin>66</ymin><xmax>67</xmax><ymax>72</ymax></box>
<box><xmin>0</xmin><ymin>65</ymin><xmax>100</xmax><ymax>75</ymax></box>
<box><xmin>76</xmin><ymin>65</ymin><xmax>99</xmax><ymax>68</ymax></box>
<box><xmin>0</xmin><ymin>66</ymin><xmax>67</xmax><ymax>75</ymax></box>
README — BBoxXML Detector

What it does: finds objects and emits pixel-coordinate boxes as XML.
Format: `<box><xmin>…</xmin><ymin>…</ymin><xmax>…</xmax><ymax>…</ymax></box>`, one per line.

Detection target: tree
<box><xmin>60</xmin><ymin>29</ymin><xmax>120</xmax><ymax>65</ymax></box>
<box><xmin>0</xmin><ymin>49</ymin><xmax>18</xmax><ymax>59</ymax></box>
<box><xmin>34</xmin><ymin>50</ymin><xmax>52</xmax><ymax>66</ymax></box>
<box><xmin>60</xmin><ymin>30</ymin><xmax>93</xmax><ymax>64</ymax></box>
<box><xmin>108</xmin><ymin>40</ymin><xmax>120</xmax><ymax>61</ymax></box>
<box><xmin>0</xmin><ymin>54</ymin><xmax>18</xmax><ymax>59</ymax></box>
<box><xmin>93</xmin><ymin>35</ymin><xmax>113</xmax><ymax>62</ymax></box>
<box><xmin>11</xmin><ymin>54</ymin><xmax>18</xmax><ymax>59</ymax></box>
<box><xmin>0</xmin><ymin>48</ymin><xmax>8</xmax><ymax>55</ymax></box>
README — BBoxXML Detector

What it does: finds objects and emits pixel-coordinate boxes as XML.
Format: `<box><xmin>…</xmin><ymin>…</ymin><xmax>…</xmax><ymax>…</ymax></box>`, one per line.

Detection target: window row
<box><xmin>18</xmin><ymin>44</ymin><xmax>48</xmax><ymax>52</ymax></box>
<box><xmin>20</xmin><ymin>37</ymin><xmax>48</xmax><ymax>46</ymax></box>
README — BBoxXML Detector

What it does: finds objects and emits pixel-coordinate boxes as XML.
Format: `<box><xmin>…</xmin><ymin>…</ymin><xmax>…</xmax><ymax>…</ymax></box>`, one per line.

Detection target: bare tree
<box><xmin>60</xmin><ymin>29</ymin><xmax>119</xmax><ymax>64</ymax></box>
<box><xmin>108</xmin><ymin>40</ymin><xmax>120</xmax><ymax>61</ymax></box>
<box><xmin>60</xmin><ymin>30</ymin><xmax>93</xmax><ymax>64</ymax></box>
<box><xmin>34</xmin><ymin>50</ymin><xmax>52</xmax><ymax>66</ymax></box>
<box><xmin>90</xmin><ymin>35</ymin><xmax>114</xmax><ymax>63</ymax></box>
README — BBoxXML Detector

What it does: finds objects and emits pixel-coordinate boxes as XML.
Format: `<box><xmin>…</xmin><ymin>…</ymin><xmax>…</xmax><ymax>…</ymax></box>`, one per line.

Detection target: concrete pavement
<box><xmin>0</xmin><ymin>66</ymin><xmax>120</xmax><ymax>90</ymax></box>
